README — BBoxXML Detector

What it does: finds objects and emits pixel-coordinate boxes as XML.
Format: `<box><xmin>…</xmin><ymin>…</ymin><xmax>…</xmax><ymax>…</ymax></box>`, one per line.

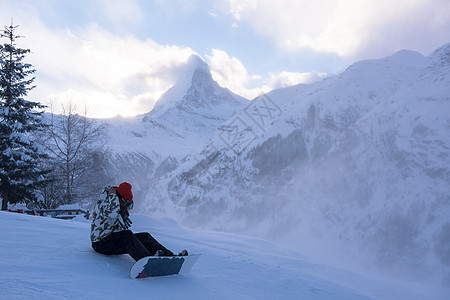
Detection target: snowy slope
<box><xmin>1</xmin><ymin>211</ymin><xmax>448</xmax><ymax>300</ymax></box>
<box><xmin>137</xmin><ymin>43</ymin><xmax>450</xmax><ymax>286</ymax></box>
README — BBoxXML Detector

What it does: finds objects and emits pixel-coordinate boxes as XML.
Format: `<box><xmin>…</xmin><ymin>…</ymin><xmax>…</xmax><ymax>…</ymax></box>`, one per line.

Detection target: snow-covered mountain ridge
<box><xmin>118</xmin><ymin>44</ymin><xmax>450</xmax><ymax>287</ymax></box>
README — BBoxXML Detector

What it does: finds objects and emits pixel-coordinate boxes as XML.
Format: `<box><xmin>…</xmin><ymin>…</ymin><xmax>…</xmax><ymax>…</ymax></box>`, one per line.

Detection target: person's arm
<box><xmin>90</xmin><ymin>187</ymin><xmax>123</xmax><ymax>242</ymax></box>
<box><xmin>105</xmin><ymin>187</ymin><xmax>132</xmax><ymax>229</ymax></box>
<box><xmin>98</xmin><ymin>188</ymin><xmax>121</xmax><ymax>221</ymax></box>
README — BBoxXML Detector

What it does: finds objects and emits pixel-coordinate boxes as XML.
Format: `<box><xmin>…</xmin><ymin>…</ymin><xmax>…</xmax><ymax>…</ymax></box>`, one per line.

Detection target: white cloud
<box><xmin>206</xmin><ymin>48</ymin><xmax>326</xmax><ymax>99</ymax></box>
<box><xmin>33</xmin><ymin>25</ymin><xmax>195</xmax><ymax>118</ymax></box>
<box><xmin>206</xmin><ymin>49</ymin><xmax>261</xmax><ymax>98</ymax></box>
<box><xmin>0</xmin><ymin>3</ymin><xmax>196</xmax><ymax>118</ymax></box>
<box><xmin>1</xmin><ymin>1</ymin><xmax>330</xmax><ymax>118</ymax></box>
<box><xmin>221</xmin><ymin>0</ymin><xmax>450</xmax><ymax>58</ymax></box>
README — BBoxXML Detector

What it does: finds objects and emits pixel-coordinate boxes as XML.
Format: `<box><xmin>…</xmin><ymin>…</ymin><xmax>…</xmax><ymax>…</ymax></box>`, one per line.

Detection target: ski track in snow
<box><xmin>1</xmin><ymin>212</ymin><xmax>448</xmax><ymax>300</ymax></box>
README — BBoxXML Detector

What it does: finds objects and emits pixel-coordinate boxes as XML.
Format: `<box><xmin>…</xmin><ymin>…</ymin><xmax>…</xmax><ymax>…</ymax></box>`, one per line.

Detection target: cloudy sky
<box><xmin>1</xmin><ymin>0</ymin><xmax>449</xmax><ymax>118</ymax></box>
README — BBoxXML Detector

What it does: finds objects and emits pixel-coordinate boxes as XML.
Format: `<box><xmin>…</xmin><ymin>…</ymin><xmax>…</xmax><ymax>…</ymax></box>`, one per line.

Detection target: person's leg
<box><xmin>92</xmin><ymin>230</ymin><xmax>152</xmax><ymax>261</ymax></box>
<box><xmin>134</xmin><ymin>232</ymin><xmax>175</xmax><ymax>256</ymax></box>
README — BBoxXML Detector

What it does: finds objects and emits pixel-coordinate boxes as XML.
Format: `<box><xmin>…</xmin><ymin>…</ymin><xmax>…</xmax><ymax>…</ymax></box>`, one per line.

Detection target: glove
<box><xmin>119</xmin><ymin>212</ymin><xmax>132</xmax><ymax>229</ymax></box>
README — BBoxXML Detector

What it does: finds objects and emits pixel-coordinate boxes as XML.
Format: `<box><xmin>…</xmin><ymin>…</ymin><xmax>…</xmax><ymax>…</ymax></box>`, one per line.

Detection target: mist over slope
<box><xmin>126</xmin><ymin>44</ymin><xmax>450</xmax><ymax>286</ymax></box>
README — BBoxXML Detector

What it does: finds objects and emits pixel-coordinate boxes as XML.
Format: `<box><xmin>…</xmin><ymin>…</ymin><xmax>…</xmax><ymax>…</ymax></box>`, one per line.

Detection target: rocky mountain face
<box><xmin>131</xmin><ymin>44</ymin><xmax>450</xmax><ymax>285</ymax></box>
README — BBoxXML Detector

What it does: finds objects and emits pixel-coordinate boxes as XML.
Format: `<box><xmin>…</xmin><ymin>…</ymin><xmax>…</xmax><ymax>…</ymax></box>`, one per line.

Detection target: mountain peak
<box><xmin>186</xmin><ymin>54</ymin><xmax>209</xmax><ymax>74</ymax></box>
<box><xmin>184</xmin><ymin>54</ymin><xmax>214</xmax><ymax>89</ymax></box>
<box><xmin>428</xmin><ymin>42</ymin><xmax>450</xmax><ymax>67</ymax></box>
<box><xmin>385</xmin><ymin>49</ymin><xmax>427</xmax><ymax>67</ymax></box>
<box><xmin>149</xmin><ymin>55</ymin><xmax>212</xmax><ymax>117</ymax></box>
<box><xmin>142</xmin><ymin>54</ymin><xmax>247</xmax><ymax>132</ymax></box>
<box><xmin>173</xmin><ymin>55</ymin><xmax>212</xmax><ymax>91</ymax></box>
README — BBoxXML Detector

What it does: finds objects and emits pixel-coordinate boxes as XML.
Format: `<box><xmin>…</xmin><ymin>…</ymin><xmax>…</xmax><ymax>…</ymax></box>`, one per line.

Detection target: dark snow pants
<box><xmin>92</xmin><ymin>230</ymin><xmax>174</xmax><ymax>261</ymax></box>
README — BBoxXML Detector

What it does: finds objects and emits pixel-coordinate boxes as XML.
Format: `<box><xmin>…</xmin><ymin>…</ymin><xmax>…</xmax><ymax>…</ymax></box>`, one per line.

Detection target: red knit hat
<box><xmin>117</xmin><ymin>182</ymin><xmax>133</xmax><ymax>201</ymax></box>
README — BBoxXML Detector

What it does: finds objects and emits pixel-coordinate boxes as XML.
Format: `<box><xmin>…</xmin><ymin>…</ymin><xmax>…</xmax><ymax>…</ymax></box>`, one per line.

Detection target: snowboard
<box><xmin>130</xmin><ymin>254</ymin><xmax>201</xmax><ymax>279</ymax></box>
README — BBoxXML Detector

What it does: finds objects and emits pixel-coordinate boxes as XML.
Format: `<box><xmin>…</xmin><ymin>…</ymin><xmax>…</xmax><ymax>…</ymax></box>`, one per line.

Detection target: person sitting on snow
<box><xmin>90</xmin><ymin>182</ymin><xmax>188</xmax><ymax>261</ymax></box>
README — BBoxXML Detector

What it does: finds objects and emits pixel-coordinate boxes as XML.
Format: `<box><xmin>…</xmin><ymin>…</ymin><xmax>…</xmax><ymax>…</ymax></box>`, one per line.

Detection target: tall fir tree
<box><xmin>0</xmin><ymin>20</ymin><xmax>49</xmax><ymax>210</ymax></box>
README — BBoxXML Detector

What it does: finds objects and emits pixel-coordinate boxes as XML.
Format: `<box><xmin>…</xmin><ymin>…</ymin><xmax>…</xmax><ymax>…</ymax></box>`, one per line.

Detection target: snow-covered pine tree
<box><xmin>0</xmin><ymin>21</ymin><xmax>49</xmax><ymax>210</ymax></box>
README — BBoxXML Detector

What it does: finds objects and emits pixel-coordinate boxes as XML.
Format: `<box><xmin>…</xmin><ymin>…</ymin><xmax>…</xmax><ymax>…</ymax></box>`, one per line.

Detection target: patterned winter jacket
<box><xmin>90</xmin><ymin>186</ymin><xmax>128</xmax><ymax>243</ymax></box>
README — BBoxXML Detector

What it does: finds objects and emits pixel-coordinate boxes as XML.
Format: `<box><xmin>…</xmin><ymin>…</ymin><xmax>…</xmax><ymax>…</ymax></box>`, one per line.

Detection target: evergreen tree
<box><xmin>0</xmin><ymin>21</ymin><xmax>49</xmax><ymax>210</ymax></box>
